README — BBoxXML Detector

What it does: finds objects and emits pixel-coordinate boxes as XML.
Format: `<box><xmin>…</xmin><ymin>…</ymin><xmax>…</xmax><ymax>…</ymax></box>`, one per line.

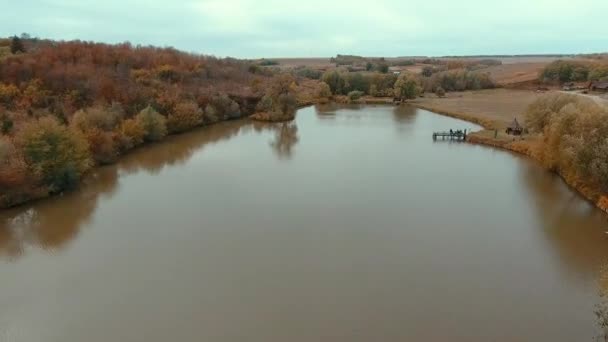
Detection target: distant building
<box><xmin>506</xmin><ymin>118</ymin><xmax>523</xmax><ymax>135</ymax></box>
<box><xmin>590</xmin><ymin>81</ymin><xmax>608</xmax><ymax>92</ymax></box>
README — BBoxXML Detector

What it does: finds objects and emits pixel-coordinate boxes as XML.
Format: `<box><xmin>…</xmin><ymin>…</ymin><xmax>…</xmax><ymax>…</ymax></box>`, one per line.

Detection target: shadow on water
<box><xmin>0</xmin><ymin>119</ymin><xmax>261</xmax><ymax>260</ymax></box>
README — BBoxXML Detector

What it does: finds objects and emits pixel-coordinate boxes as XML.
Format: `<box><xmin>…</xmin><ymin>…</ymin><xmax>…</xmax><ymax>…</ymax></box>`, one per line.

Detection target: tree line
<box><xmin>540</xmin><ymin>60</ymin><xmax>608</xmax><ymax>83</ymax></box>
<box><xmin>0</xmin><ymin>39</ymin><xmax>296</xmax><ymax>208</ymax></box>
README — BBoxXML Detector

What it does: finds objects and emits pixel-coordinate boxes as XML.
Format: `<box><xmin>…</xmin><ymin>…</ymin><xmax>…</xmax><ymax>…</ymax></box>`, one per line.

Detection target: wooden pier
<box><xmin>432</xmin><ymin>130</ymin><xmax>467</xmax><ymax>141</ymax></box>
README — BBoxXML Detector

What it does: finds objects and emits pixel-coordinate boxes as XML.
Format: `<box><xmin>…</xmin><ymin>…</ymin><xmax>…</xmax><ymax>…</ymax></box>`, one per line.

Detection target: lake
<box><xmin>1</xmin><ymin>104</ymin><xmax>608</xmax><ymax>341</ymax></box>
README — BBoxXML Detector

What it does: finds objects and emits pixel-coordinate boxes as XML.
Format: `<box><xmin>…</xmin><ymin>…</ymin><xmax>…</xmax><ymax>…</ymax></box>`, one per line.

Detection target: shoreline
<box><xmin>4</xmin><ymin>99</ymin><xmax>608</xmax><ymax>215</ymax></box>
<box><xmin>410</xmin><ymin>102</ymin><xmax>608</xmax><ymax>215</ymax></box>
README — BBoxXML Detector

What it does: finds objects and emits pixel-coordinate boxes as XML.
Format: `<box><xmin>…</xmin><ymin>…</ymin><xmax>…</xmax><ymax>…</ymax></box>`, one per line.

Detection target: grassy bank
<box><xmin>410</xmin><ymin>90</ymin><xmax>608</xmax><ymax>214</ymax></box>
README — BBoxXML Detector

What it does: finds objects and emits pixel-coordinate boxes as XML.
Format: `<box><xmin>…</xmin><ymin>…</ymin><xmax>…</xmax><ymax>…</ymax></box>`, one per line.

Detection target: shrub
<box><xmin>167</xmin><ymin>101</ymin><xmax>203</xmax><ymax>133</ymax></box>
<box><xmin>316</xmin><ymin>82</ymin><xmax>332</xmax><ymax>99</ymax></box>
<box><xmin>294</xmin><ymin>67</ymin><xmax>322</xmax><ymax>80</ymax></box>
<box><xmin>135</xmin><ymin>106</ymin><xmax>167</xmax><ymax>142</ymax></box>
<box><xmin>321</xmin><ymin>70</ymin><xmax>346</xmax><ymax>95</ymax></box>
<box><xmin>0</xmin><ymin>137</ymin><xmax>28</xmax><ymax>189</ymax></box>
<box><xmin>15</xmin><ymin>117</ymin><xmax>92</xmax><ymax>192</ymax></box>
<box><xmin>421</xmin><ymin>66</ymin><xmax>434</xmax><ymax>77</ymax></box>
<box><xmin>203</xmin><ymin>104</ymin><xmax>220</xmax><ymax>124</ymax></box>
<box><xmin>1</xmin><ymin>112</ymin><xmax>14</xmax><ymax>134</ymax></box>
<box><xmin>71</xmin><ymin>106</ymin><xmax>123</xmax><ymax>132</ymax></box>
<box><xmin>85</xmin><ymin>128</ymin><xmax>118</xmax><ymax>164</ymax></box>
<box><xmin>205</xmin><ymin>94</ymin><xmax>241</xmax><ymax>121</ymax></box>
<box><xmin>435</xmin><ymin>86</ymin><xmax>446</xmax><ymax>97</ymax></box>
<box><xmin>348</xmin><ymin>90</ymin><xmax>364</xmax><ymax>101</ymax></box>
<box><xmin>376</xmin><ymin>63</ymin><xmax>389</xmax><ymax>73</ymax></box>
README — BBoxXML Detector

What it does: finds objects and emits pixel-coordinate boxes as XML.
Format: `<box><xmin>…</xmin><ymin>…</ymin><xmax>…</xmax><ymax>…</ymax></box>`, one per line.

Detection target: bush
<box><xmin>376</xmin><ymin>63</ymin><xmax>389</xmax><ymax>73</ymax></box>
<box><xmin>321</xmin><ymin>70</ymin><xmax>346</xmax><ymax>94</ymax></box>
<box><xmin>0</xmin><ymin>137</ymin><xmax>28</xmax><ymax>189</ymax></box>
<box><xmin>348</xmin><ymin>90</ymin><xmax>364</xmax><ymax>101</ymax></box>
<box><xmin>85</xmin><ymin>128</ymin><xmax>118</xmax><ymax>164</ymax></box>
<box><xmin>1</xmin><ymin>111</ymin><xmax>14</xmax><ymax>134</ymax></box>
<box><xmin>0</xmin><ymin>83</ymin><xmax>20</xmax><ymax>108</ymax></box>
<box><xmin>203</xmin><ymin>104</ymin><xmax>219</xmax><ymax>124</ymax></box>
<box><xmin>205</xmin><ymin>94</ymin><xmax>241</xmax><ymax>121</ymax></box>
<box><xmin>294</xmin><ymin>67</ymin><xmax>323</xmax><ymax>80</ymax></box>
<box><xmin>421</xmin><ymin>66</ymin><xmax>434</xmax><ymax>77</ymax></box>
<box><xmin>118</xmin><ymin>118</ymin><xmax>145</xmax><ymax>149</ymax></box>
<box><xmin>71</xmin><ymin>105</ymin><xmax>123</xmax><ymax>132</ymax></box>
<box><xmin>167</xmin><ymin>101</ymin><xmax>203</xmax><ymax>133</ymax></box>
<box><xmin>316</xmin><ymin>82</ymin><xmax>332</xmax><ymax>99</ymax></box>
<box><xmin>135</xmin><ymin>106</ymin><xmax>167</xmax><ymax>142</ymax></box>
<box><xmin>435</xmin><ymin>87</ymin><xmax>446</xmax><ymax>97</ymax></box>
<box><xmin>15</xmin><ymin>117</ymin><xmax>92</xmax><ymax>192</ymax></box>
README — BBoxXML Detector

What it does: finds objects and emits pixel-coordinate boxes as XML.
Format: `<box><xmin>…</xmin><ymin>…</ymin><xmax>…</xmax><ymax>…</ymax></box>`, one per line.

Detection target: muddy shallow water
<box><xmin>1</xmin><ymin>104</ymin><xmax>608</xmax><ymax>341</ymax></box>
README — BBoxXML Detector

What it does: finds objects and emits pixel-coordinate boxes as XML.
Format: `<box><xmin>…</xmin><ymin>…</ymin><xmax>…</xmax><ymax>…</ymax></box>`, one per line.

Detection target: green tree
<box><xmin>10</xmin><ymin>36</ymin><xmax>25</xmax><ymax>54</ymax></box>
<box><xmin>394</xmin><ymin>74</ymin><xmax>421</xmax><ymax>100</ymax></box>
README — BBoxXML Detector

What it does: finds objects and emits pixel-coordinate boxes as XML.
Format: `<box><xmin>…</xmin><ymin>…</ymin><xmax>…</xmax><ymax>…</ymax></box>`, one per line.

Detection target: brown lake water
<box><xmin>1</xmin><ymin>105</ymin><xmax>608</xmax><ymax>341</ymax></box>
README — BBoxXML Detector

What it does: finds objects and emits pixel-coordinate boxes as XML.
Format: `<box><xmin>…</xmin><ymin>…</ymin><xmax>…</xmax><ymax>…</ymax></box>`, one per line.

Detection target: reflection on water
<box><xmin>519</xmin><ymin>161</ymin><xmax>608</xmax><ymax>277</ymax></box>
<box><xmin>1</xmin><ymin>104</ymin><xmax>608</xmax><ymax>342</ymax></box>
<box><xmin>0</xmin><ymin>118</ymin><xmax>297</xmax><ymax>259</ymax></box>
<box><xmin>270</xmin><ymin>123</ymin><xmax>299</xmax><ymax>160</ymax></box>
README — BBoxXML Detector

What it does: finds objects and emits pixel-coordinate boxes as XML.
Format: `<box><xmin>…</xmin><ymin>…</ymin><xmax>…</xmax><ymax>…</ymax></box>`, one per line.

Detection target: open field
<box><xmin>411</xmin><ymin>88</ymin><xmax>543</xmax><ymax>128</ymax></box>
<box><xmin>484</xmin><ymin>63</ymin><xmax>547</xmax><ymax>85</ymax></box>
<box><xmin>273</xmin><ymin>58</ymin><xmax>333</xmax><ymax>69</ymax></box>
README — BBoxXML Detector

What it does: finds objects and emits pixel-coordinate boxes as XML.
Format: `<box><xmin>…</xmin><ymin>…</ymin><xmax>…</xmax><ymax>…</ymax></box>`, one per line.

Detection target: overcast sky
<box><xmin>1</xmin><ymin>0</ymin><xmax>607</xmax><ymax>58</ymax></box>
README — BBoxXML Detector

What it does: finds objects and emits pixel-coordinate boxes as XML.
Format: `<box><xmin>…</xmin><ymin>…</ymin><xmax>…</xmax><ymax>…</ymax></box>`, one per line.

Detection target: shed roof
<box><xmin>509</xmin><ymin>118</ymin><xmax>522</xmax><ymax>130</ymax></box>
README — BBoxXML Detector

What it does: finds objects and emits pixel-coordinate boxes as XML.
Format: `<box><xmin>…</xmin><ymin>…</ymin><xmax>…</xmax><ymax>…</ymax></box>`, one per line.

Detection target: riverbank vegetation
<box><xmin>525</xmin><ymin>94</ymin><xmax>608</xmax><ymax>195</ymax></box>
<box><xmin>0</xmin><ymin>36</ymin><xmax>314</xmax><ymax>208</ymax></box>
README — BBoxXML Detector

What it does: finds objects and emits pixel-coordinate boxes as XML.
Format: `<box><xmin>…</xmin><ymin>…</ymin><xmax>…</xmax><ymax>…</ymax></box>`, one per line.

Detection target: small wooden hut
<box><xmin>506</xmin><ymin>118</ymin><xmax>523</xmax><ymax>135</ymax></box>
<box><xmin>590</xmin><ymin>81</ymin><xmax>608</xmax><ymax>92</ymax></box>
